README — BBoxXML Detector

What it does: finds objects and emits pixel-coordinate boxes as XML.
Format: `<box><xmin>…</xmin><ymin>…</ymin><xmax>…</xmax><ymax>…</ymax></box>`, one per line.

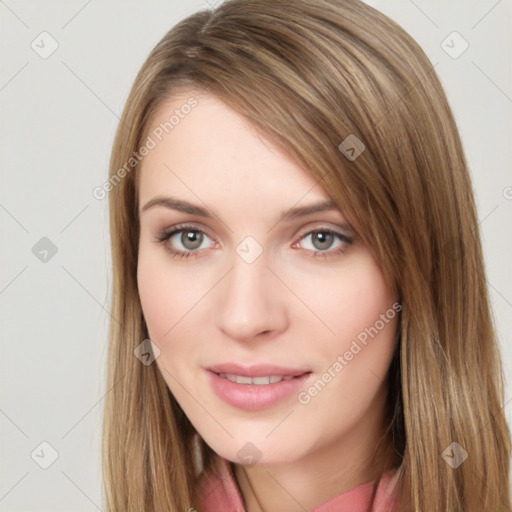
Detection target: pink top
<box><xmin>199</xmin><ymin>457</ymin><xmax>400</xmax><ymax>512</ymax></box>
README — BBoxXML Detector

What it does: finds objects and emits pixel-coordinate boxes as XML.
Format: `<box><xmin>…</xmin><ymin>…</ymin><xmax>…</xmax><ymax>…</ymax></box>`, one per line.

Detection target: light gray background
<box><xmin>0</xmin><ymin>1</ymin><xmax>510</xmax><ymax>510</ymax></box>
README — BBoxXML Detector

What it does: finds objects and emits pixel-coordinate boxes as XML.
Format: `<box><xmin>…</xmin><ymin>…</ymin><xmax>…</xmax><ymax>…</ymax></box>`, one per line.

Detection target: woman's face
<box><xmin>137</xmin><ymin>90</ymin><xmax>399</xmax><ymax>469</ymax></box>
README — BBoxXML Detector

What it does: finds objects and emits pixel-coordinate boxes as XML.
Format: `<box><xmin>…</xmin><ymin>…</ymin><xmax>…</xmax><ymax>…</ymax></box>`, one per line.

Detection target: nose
<box><xmin>214</xmin><ymin>251</ymin><xmax>289</xmax><ymax>343</ymax></box>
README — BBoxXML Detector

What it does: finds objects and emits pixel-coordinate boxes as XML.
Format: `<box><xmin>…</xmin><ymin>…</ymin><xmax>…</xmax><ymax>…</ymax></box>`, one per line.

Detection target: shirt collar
<box><xmin>199</xmin><ymin>456</ymin><xmax>400</xmax><ymax>512</ymax></box>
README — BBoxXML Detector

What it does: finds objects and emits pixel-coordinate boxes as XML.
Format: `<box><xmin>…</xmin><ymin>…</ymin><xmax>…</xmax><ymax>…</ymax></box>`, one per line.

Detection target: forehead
<box><xmin>137</xmin><ymin>91</ymin><xmax>332</xmax><ymax>215</ymax></box>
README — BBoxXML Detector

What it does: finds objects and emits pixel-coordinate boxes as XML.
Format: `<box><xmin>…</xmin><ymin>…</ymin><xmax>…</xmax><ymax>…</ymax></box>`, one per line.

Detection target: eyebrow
<box><xmin>141</xmin><ymin>196</ymin><xmax>341</xmax><ymax>222</ymax></box>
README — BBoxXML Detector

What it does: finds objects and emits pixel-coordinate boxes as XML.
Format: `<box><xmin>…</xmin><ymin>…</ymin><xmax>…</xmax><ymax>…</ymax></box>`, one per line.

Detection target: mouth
<box><xmin>205</xmin><ymin>363</ymin><xmax>313</xmax><ymax>410</ymax></box>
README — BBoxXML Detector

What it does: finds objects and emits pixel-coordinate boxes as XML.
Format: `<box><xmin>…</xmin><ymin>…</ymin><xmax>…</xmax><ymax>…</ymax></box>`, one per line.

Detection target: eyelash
<box><xmin>154</xmin><ymin>223</ymin><xmax>354</xmax><ymax>260</ymax></box>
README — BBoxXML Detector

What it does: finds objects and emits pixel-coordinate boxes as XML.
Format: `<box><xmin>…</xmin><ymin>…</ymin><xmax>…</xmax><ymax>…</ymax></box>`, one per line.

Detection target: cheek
<box><xmin>136</xmin><ymin>247</ymin><xmax>194</xmax><ymax>341</ymax></box>
<box><xmin>295</xmin><ymin>263</ymin><xmax>398</xmax><ymax>432</ymax></box>
<box><xmin>137</xmin><ymin>221</ymin><xmax>216</xmax><ymax>321</ymax></box>
<box><xmin>292</xmin><ymin>253</ymin><xmax>397</xmax><ymax>346</ymax></box>
<box><xmin>293</xmin><ymin>253</ymin><xmax>399</xmax><ymax>405</ymax></box>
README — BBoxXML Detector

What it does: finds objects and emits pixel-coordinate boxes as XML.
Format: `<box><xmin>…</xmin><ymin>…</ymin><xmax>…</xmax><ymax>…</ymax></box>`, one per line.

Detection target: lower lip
<box><xmin>206</xmin><ymin>370</ymin><xmax>313</xmax><ymax>411</ymax></box>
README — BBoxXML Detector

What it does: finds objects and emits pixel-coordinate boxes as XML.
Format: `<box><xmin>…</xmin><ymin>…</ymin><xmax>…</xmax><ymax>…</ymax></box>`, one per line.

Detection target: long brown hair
<box><xmin>102</xmin><ymin>1</ymin><xmax>511</xmax><ymax>510</ymax></box>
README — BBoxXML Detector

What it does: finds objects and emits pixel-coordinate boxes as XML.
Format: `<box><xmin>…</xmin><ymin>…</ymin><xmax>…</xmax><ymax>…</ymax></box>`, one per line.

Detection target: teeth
<box><xmin>253</xmin><ymin>376</ymin><xmax>270</xmax><ymax>385</ymax></box>
<box><xmin>218</xmin><ymin>373</ymin><xmax>298</xmax><ymax>385</ymax></box>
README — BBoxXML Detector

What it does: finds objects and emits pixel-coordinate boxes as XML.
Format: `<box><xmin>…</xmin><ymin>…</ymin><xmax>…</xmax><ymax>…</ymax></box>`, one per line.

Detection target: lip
<box><xmin>206</xmin><ymin>363</ymin><xmax>310</xmax><ymax>378</ymax></box>
<box><xmin>206</xmin><ymin>368</ymin><xmax>313</xmax><ymax>411</ymax></box>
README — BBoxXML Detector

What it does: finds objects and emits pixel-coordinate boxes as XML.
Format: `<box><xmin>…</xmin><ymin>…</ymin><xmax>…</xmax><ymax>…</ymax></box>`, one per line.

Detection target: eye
<box><xmin>294</xmin><ymin>229</ymin><xmax>354</xmax><ymax>258</ymax></box>
<box><xmin>154</xmin><ymin>224</ymin><xmax>354</xmax><ymax>260</ymax></box>
<box><xmin>154</xmin><ymin>224</ymin><xmax>215</xmax><ymax>259</ymax></box>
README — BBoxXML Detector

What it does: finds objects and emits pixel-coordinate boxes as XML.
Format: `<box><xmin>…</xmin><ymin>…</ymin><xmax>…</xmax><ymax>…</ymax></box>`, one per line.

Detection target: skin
<box><xmin>137</xmin><ymin>90</ymin><xmax>399</xmax><ymax>512</ymax></box>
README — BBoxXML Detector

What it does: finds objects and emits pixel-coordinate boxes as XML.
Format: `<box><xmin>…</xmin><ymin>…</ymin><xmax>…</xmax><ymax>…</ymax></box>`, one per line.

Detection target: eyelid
<box><xmin>156</xmin><ymin>220</ymin><xmax>353</xmax><ymax>245</ymax></box>
<box><xmin>161</xmin><ymin>222</ymin><xmax>217</xmax><ymax>241</ymax></box>
<box><xmin>293</xmin><ymin>220</ymin><xmax>354</xmax><ymax>239</ymax></box>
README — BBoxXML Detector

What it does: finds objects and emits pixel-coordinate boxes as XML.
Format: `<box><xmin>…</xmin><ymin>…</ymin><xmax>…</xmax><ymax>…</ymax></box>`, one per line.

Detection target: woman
<box><xmin>102</xmin><ymin>0</ymin><xmax>511</xmax><ymax>511</ymax></box>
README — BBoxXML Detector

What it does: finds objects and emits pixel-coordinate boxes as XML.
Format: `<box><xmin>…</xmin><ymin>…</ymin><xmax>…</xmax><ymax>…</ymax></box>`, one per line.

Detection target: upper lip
<box><xmin>206</xmin><ymin>363</ymin><xmax>310</xmax><ymax>378</ymax></box>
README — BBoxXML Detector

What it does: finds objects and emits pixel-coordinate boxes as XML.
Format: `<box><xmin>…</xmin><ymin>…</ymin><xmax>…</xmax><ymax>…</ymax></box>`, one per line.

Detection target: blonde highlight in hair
<box><xmin>103</xmin><ymin>1</ymin><xmax>511</xmax><ymax>510</ymax></box>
